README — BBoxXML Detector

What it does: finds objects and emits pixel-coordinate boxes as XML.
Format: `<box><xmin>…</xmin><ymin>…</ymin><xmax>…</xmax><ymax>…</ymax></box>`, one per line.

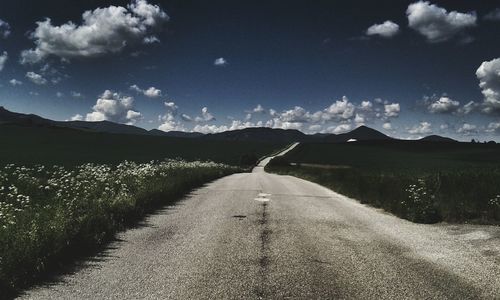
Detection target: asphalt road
<box><xmin>22</xmin><ymin>144</ymin><xmax>500</xmax><ymax>299</ymax></box>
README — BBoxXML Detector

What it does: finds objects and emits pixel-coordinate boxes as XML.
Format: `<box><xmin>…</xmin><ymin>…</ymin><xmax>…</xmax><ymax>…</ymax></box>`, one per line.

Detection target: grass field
<box><xmin>267</xmin><ymin>141</ymin><xmax>500</xmax><ymax>224</ymax></box>
<box><xmin>0</xmin><ymin>125</ymin><xmax>285</xmax><ymax>167</ymax></box>
<box><xmin>0</xmin><ymin>124</ymin><xmax>287</xmax><ymax>295</ymax></box>
<box><xmin>0</xmin><ymin>160</ymin><xmax>240</xmax><ymax>295</ymax></box>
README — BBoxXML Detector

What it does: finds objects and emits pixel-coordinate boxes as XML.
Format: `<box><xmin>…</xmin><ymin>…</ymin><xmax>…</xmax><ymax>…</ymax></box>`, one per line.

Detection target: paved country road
<box><xmin>21</xmin><ymin>144</ymin><xmax>500</xmax><ymax>299</ymax></box>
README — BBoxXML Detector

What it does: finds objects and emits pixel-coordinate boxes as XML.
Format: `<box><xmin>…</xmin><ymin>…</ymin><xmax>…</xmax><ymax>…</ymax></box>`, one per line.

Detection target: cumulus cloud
<box><xmin>384</xmin><ymin>103</ymin><xmax>400</xmax><ymax>117</ymax></box>
<box><xmin>360</xmin><ymin>100</ymin><xmax>373</xmax><ymax>111</ymax></box>
<box><xmin>406</xmin><ymin>1</ymin><xmax>476</xmax><ymax>42</ymax></box>
<box><xmin>214</xmin><ymin>57</ymin><xmax>227</xmax><ymax>66</ymax></box>
<box><xmin>157</xmin><ymin>101</ymin><xmax>186</xmax><ymax>132</ymax></box>
<box><xmin>324</xmin><ymin>97</ymin><xmax>356</xmax><ymax>120</ymax></box>
<box><xmin>0</xmin><ymin>19</ymin><xmax>10</xmax><ymax>38</ymax></box>
<box><xmin>252</xmin><ymin>104</ymin><xmax>265</xmax><ymax>113</ymax></box>
<box><xmin>130</xmin><ymin>84</ymin><xmax>162</xmax><ymax>98</ymax></box>
<box><xmin>428</xmin><ymin>96</ymin><xmax>460</xmax><ymax>113</ymax></box>
<box><xmin>70</xmin><ymin>114</ymin><xmax>83</xmax><ymax>121</ymax></box>
<box><xmin>0</xmin><ymin>51</ymin><xmax>7</xmax><ymax>71</ymax></box>
<box><xmin>354</xmin><ymin>114</ymin><xmax>365</xmax><ymax>125</ymax></box>
<box><xmin>142</xmin><ymin>35</ymin><xmax>160</xmax><ymax>44</ymax></box>
<box><xmin>195</xmin><ymin>107</ymin><xmax>215</xmax><ymax>122</ymax></box>
<box><xmin>476</xmin><ymin>58</ymin><xmax>500</xmax><ymax>114</ymax></box>
<box><xmin>26</xmin><ymin>71</ymin><xmax>47</xmax><ymax>85</ymax></box>
<box><xmin>366</xmin><ymin>20</ymin><xmax>400</xmax><ymax>38</ymax></box>
<box><xmin>383</xmin><ymin>122</ymin><xmax>392</xmax><ymax>130</ymax></box>
<box><xmin>457</xmin><ymin>101</ymin><xmax>477</xmax><ymax>115</ymax></box>
<box><xmin>9</xmin><ymin>79</ymin><xmax>22</xmax><ymax>86</ymax></box>
<box><xmin>457</xmin><ymin>123</ymin><xmax>477</xmax><ymax>134</ymax></box>
<box><xmin>20</xmin><ymin>0</ymin><xmax>169</xmax><ymax>64</ymax></box>
<box><xmin>329</xmin><ymin>124</ymin><xmax>352</xmax><ymax>134</ymax></box>
<box><xmin>85</xmin><ymin>90</ymin><xmax>142</xmax><ymax>124</ymax></box>
<box><xmin>484</xmin><ymin>8</ymin><xmax>500</xmax><ymax>21</ymax></box>
<box><xmin>408</xmin><ymin>121</ymin><xmax>432</xmax><ymax>135</ymax></box>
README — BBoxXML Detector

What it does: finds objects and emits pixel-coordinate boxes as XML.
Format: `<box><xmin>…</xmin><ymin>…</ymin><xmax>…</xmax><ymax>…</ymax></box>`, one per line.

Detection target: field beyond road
<box><xmin>266</xmin><ymin>141</ymin><xmax>500</xmax><ymax>223</ymax></box>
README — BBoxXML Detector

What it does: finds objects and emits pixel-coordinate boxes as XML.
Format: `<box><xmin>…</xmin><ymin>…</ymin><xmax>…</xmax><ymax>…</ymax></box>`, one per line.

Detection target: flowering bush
<box><xmin>402</xmin><ymin>178</ymin><xmax>440</xmax><ymax>223</ymax></box>
<box><xmin>0</xmin><ymin>160</ymin><xmax>239</xmax><ymax>294</ymax></box>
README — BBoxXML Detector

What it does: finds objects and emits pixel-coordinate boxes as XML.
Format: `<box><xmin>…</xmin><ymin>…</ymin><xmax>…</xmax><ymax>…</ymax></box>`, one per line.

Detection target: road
<box><xmin>22</xmin><ymin>143</ymin><xmax>500</xmax><ymax>299</ymax></box>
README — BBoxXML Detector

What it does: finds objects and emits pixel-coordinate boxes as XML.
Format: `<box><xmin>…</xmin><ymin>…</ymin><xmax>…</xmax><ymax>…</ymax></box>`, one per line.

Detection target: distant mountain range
<box><xmin>0</xmin><ymin>106</ymin><xmax>458</xmax><ymax>143</ymax></box>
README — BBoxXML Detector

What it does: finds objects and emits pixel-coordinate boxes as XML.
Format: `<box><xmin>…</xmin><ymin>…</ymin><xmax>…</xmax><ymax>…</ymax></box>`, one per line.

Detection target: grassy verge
<box><xmin>0</xmin><ymin>160</ymin><xmax>240</xmax><ymax>296</ymax></box>
<box><xmin>266</xmin><ymin>163</ymin><xmax>500</xmax><ymax>224</ymax></box>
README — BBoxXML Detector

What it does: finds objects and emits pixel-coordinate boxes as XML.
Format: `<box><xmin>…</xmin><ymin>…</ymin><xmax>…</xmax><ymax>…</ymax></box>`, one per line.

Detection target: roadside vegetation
<box><xmin>0</xmin><ymin>160</ymin><xmax>240</xmax><ymax>295</ymax></box>
<box><xmin>267</xmin><ymin>141</ymin><xmax>500</xmax><ymax>224</ymax></box>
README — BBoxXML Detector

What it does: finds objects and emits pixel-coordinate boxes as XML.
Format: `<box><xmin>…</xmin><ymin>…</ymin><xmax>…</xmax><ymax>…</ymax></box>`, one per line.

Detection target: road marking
<box><xmin>258</xmin><ymin>193</ymin><xmax>271</xmax><ymax>197</ymax></box>
<box><xmin>254</xmin><ymin>197</ymin><xmax>270</xmax><ymax>202</ymax></box>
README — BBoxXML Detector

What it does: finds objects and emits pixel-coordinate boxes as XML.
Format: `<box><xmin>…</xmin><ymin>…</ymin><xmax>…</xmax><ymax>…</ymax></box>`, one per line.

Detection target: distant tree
<box><xmin>487</xmin><ymin>141</ymin><xmax>497</xmax><ymax>145</ymax></box>
<box><xmin>471</xmin><ymin>139</ymin><xmax>476</xmax><ymax>143</ymax></box>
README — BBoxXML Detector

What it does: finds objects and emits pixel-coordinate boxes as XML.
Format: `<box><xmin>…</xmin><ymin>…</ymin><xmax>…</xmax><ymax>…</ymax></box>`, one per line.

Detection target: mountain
<box><xmin>202</xmin><ymin>127</ymin><xmax>311</xmax><ymax>143</ymax></box>
<box><xmin>0</xmin><ymin>106</ymin><xmax>155</xmax><ymax>135</ymax></box>
<box><xmin>64</xmin><ymin>120</ymin><xmax>150</xmax><ymax>135</ymax></box>
<box><xmin>324</xmin><ymin>125</ymin><xmax>392</xmax><ymax>143</ymax></box>
<box><xmin>149</xmin><ymin>129</ymin><xmax>204</xmax><ymax>138</ymax></box>
<box><xmin>420</xmin><ymin>135</ymin><xmax>457</xmax><ymax>142</ymax></box>
<box><xmin>1</xmin><ymin>106</ymin><xmax>462</xmax><ymax>144</ymax></box>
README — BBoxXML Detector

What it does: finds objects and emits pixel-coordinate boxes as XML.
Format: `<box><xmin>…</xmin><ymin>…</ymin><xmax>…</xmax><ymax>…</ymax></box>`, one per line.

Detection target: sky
<box><xmin>1</xmin><ymin>0</ymin><xmax>500</xmax><ymax>141</ymax></box>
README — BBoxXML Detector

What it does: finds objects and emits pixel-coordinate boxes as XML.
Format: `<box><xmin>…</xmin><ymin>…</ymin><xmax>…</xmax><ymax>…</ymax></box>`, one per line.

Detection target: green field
<box><xmin>267</xmin><ymin>141</ymin><xmax>500</xmax><ymax>224</ymax></box>
<box><xmin>0</xmin><ymin>125</ymin><xmax>285</xmax><ymax>167</ymax></box>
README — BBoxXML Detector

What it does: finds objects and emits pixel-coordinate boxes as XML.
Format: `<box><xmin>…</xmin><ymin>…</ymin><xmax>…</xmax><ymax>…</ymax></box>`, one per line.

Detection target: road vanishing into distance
<box><xmin>22</xmin><ymin>144</ymin><xmax>500</xmax><ymax>299</ymax></box>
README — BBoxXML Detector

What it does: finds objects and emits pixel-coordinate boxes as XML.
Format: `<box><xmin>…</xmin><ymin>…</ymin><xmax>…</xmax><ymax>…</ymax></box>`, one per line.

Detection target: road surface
<box><xmin>22</xmin><ymin>144</ymin><xmax>500</xmax><ymax>299</ymax></box>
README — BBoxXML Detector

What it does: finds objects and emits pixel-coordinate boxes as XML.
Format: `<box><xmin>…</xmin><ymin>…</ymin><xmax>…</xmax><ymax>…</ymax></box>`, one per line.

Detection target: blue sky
<box><xmin>1</xmin><ymin>0</ymin><xmax>500</xmax><ymax>140</ymax></box>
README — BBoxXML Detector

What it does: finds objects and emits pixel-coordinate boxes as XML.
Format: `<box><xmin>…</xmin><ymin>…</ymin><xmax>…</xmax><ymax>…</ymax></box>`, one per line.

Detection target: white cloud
<box><xmin>70</xmin><ymin>114</ymin><xmax>83</xmax><ymax>121</ymax></box>
<box><xmin>487</xmin><ymin>122</ymin><xmax>500</xmax><ymax>133</ymax></box>
<box><xmin>20</xmin><ymin>0</ymin><xmax>169</xmax><ymax>64</ymax></box>
<box><xmin>383</xmin><ymin>122</ymin><xmax>392</xmax><ymax>130</ymax></box>
<box><xmin>252</xmin><ymin>104</ymin><xmax>265</xmax><ymax>113</ymax></box>
<box><xmin>360</xmin><ymin>100</ymin><xmax>373</xmax><ymax>110</ymax></box>
<box><xmin>193</xmin><ymin>124</ymin><xmax>228</xmax><ymax>134</ymax></box>
<box><xmin>130</xmin><ymin>84</ymin><xmax>162</xmax><ymax>98</ymax></box>
<box><xmin>476</xmin><ymin>58</ymin><xmax>500</xmax><ymax>114</ymax></box>
<box><xmin>144</xmin><ymin>87</ymin><xmax>162</xmax><ymax>98</ymax></box>
<box><xmin>0</xmin><ymin>51</ymin><xmax>7</xmax><ymax>71</ymax></box>
<box><xmin>409</xmin><ymin>121</ymin><xmax>432</xmax><ymax>134</ymax></box>
<box><xmin>181</xmin><ymin>113</ymin><xmax>192</xmax><ymax>122</ymax></box>
<box><xmin>0</xmin><ymin>19</ymin><xmax>10</xmax><ymax>38</ymax></box>
<box><xmin>142</xmin><ymin>35</ymin><xmax>160</xmax><ymax>44</ymax></box>
<box><xmin>457</xmin><ymin>123</ymin><xmax>477</xmax><ymax>134</ymax></box>
<box><xmin>406</xmin><ymin>1</ymin><xmax>476</xmax><ymax>42</ymax></box>
<box><xmin>71</xmin><ymin>91</ymin><xmax>83</xmax><ymax>98</ymax></box>
<box><xmin>56</xmin><ymin>92</ymin><xmax>63</xmax><ymax>98</ymax></box>
<box><xmin>428</xmin><ymin>96</ymin><xmax>460</xmax><ymax>113</ymax></box>
<box><xmin>354</xmin><ymin>113</ymin><xmax>365</xmax><ymax>125</ymax></box>
<box><xmin>384</xmin><ymin>103</ymin><xmax>400</xmax><ymax>117</ymax></box>
<box><xmin>26</xmin><ymin>71</ymin><xmax>47</xmax><ymax>85</ymax></box>
<box><xmin>484</xmin><ymin>8</ymin><xmax>500</xmax><ymax>21</ymax></box>
<box><xmin>440</xmin><ymin>124</ymin><xmax>449</xmax><ymax>130</ymax></box>
<box><xmin>85</xmin><ymin>90</ymin><xmax>142</xmax><ymax>124</ymax></box>
<box><xmin>330</xmin><ymin>124</ymin><xmax>352</xmax><ymax>134</ymax></box>
<box><xmin>308</xmin><ymin>124</ymin><xmax>322</xmax><ymax>132</ymax></box>
<box><xmin>366</xmin><ymin>20</ymin><xmax>400</xmax><ymax>38</ymax></box>
<box><xmin>157</xmin><ymin>101</ymin><xmax>186</xmax><ymax>132</ymax></box>
<box><xmin>195</xmin><ymin>107</ymin><xmax>216</xmax><ymax>122</ymax></box>
<box><xmin>214</xmin><ymin>57</ymin><xmax>227</xmax><ymax>66</ymax></box>
<box><xmin>457</xmin><ymin>101</ymin><xmax>477</xmax><ymax>115</ymax></box>
<box><xmin>9</xmin><ymin>79</ymin><xmax>22</xmax><ymax>86</ymax></box>
<box><xmin>324</xmin><ymin>96</ymin><xmax>356</xmax><ymax>120</ymax></box>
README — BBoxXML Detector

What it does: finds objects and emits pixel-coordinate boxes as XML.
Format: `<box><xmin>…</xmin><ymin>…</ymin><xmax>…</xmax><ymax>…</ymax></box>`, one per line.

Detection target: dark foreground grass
<box><xmin>267</xmin><ymin>141</ymin><xmax>500</xmax><ymax>224</ymax></box>
<box><xmin>0</xmin><ymin>160</ymin><xmax>240</xmax><ymax>296</ymax></box>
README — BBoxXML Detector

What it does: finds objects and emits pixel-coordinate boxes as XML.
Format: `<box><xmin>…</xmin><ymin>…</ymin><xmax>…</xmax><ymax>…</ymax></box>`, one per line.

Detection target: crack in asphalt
<box><xmin>255</xmin><ymin>202</ymin><xmax>271</xmax><ymax>299</ymax></box>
